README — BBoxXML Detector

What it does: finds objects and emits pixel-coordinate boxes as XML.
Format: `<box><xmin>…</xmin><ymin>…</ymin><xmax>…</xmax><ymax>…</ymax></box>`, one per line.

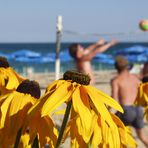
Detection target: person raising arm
<box><xmin>69</xmin><ymin>39</ymin><xmax>118</xmax><ymax>84</ymax></box>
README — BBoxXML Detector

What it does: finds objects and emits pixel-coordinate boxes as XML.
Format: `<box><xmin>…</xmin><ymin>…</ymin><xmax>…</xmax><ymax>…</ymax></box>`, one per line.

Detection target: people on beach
<box><xmin>111</xmin><ymin>56</ymin><xmax>148</xmax><ymax>147</ymax></box>
<box><xmin>68</xmin><ymin>39</ymin><xmax>118</xmax><ymax>84</ymax></box>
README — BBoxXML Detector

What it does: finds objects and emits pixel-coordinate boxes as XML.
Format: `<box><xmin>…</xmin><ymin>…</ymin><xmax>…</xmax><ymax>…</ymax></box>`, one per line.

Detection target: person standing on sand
<box><xmin>68</xmin><ymin>39</ymin><xmax>118</xmax><ymax>85</ymax></box>
<box><xmin>111</xmin><ymin>56</ymin><xmax>148</xmax><ymax>147</ymax></box>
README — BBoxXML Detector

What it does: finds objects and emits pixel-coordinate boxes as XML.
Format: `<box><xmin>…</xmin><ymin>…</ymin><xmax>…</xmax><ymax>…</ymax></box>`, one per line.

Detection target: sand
<box><xmin>27</xmin><ymin>70</ymin><xmax>148</xmax><ymax>148</ymax></box>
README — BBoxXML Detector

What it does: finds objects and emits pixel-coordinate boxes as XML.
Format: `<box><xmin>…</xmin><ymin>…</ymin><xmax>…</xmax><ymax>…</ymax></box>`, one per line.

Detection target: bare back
<box><xmin>76</xmin><ymin>60</ymin><xmax>94</xmax><ymax>84</ymax></box>
<box><xmin>112</xmin><ymin>70</ymin><xmax>140</xmax><ymax>105</ymax></box>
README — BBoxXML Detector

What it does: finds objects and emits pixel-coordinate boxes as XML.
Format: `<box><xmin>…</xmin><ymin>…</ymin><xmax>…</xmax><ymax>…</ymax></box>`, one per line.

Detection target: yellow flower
<box><xmin>144</xmin><ymin>106</ymin><xmax>148</xmax><ymax>122</ymax></box>
<box><xmin>28</xmin><ymin>70</ymin><xmax>124</xmax><ymax>147</ymax></box>
<box><xmin>29</xmin><ymin>72</ymin><xmax>123</xmax><ymax>116</ymax></box>
<box><xmin>0</xmin><ymin>91</ymin><xmax>35</xmax><ymax>147</ymax></box>
<box><xmin>135</xmin><ymin>82</ymin><xmax>148</xmax><ymax>122</ymax></box>
<box><xmin>0</xmin><ymin>79</ymin><xmax>58</xmax><ymax>148</ymax></box>
<box><xmin>135</xmin><ymin>82</ymin><xmax>148</xmax><ymax>107</ymax></box>
<box><xmin>0</xmin><ymin>67</ymin><xmax>25</xmax><ymax>95</ymax></box>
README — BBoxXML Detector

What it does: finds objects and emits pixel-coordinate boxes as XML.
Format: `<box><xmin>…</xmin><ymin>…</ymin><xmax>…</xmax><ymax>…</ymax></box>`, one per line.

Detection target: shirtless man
<box><xmin>111</xmin><ymin>56</ymin><xmax>148</xmax><ymax>147</ymax></box>
<box><xmin>68</xmin><ymin>39</ymin><xmax>117</xmax><ymax>84</ymax></box>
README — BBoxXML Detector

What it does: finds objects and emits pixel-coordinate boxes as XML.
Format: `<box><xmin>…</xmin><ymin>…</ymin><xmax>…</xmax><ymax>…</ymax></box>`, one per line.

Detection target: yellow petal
<box><xmin>108</xmin><ymin>128</ymin><xmax>115</xmax><ymax>148</ymax></box>
<box><xmin>80</xmin><ymin>86</ymin><xmax>91</xmax><ymax>110</ymax></box>
<box><xmin>91</xmin><ymin>114</ymin><xmax>102</xmax><ymax>147</ymax></box>
<box><xmin>5</xmin><ymin>68</ymin><xmax>19</xmax><ymax>90</ymax></box>
<box><xmin>41</xmin><ymin>81</ymin><xmax>73</xmax><ymax>116</ymax></box>
<box><xmin>85</xmin><ymin>85</ymin><xmax>123</xmax><ymax>113</ymax></box>
<box><xmin>26</xmin><ymin>113</ymin><xmax>58</xmax><ymax>148</ymax></box>
<box><xmin>144</xmin><ymin>107</ymin><xmax>148</xmax><ymax>122</ymax></box>
<box><xmin>28</xmin><ymin>90</ymin><xmax>54</xmax><ymax>116</ymax></box>
<box><xmin>46</xmin><ymin>80</ymin><xmax>65</xmax><ymax>92</ymax></box>
<box><xmin>37</xmin><ymin>116</ymin><xmax>58</xmax><ymax>148</ymax></box>
<box><xmin>110</xmin><ymin>113</ymin><xmax>125</xmax><ymax>129</ymax></box>
<box><xmin>9</xmin><ymin>92</ymin><xmax>34</xmax><ymax>116</ymax></box>
<box><xmin>72</xmin><ymin>86</ymin><xmax>92</xmax><ymax>142</ymax></box>
<box><xmin>9</xmin><ymin>67</ymin><xmax>25</xmax><ymax>83</ymax></box>
<box><xmin>125</xmin><ymin>127</ymin><xmax>137</xmax><ymax>147</ymax></box>
<box><xmin>28</xmin><ymin>80</ymin><xmax>70</xmax><ymax>117</ymax></box>
<box><xmin>84</xmin><ymin>85</ymin><xmax>115</xmax><ymax>126</ymax></box>
<box><xmin>19</xmin><ymin>133</ymin><xmax>31</xmax><ymax>148</ymax></box>
<box><xmin>66</xmin><ymin>115</ymin><xmax>87</xmax><ymax>148</ymax></box>
<box><xmin>0</xmin><ymin>93</ymin><xmax>14</xmax><ymax>128</ymax></box>
<box><xmin>101</xmin><ymin>117</ymin><xmax>109</xmax><ymax>144</ymax></box>
<box><xmin>84</xmin><ymin>85</ymin><xmax>122</xmax><ymax>148</ymax></box>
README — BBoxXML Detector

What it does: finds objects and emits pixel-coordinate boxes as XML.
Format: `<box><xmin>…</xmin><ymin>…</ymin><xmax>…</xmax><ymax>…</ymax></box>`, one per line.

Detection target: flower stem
<box><xmin>56</xmin><ymin>101</ymin><xmax>72</xmax><ymax>148</ymax></box>
<box><xmin>32</xmin><ymin>136</ymin><xmax>39</xmax><ymax>148</ymax></box>
<box><xmin>14</xmin><ymin>128</ymin><xmax>22</xmax><ymax>148</ymax></box>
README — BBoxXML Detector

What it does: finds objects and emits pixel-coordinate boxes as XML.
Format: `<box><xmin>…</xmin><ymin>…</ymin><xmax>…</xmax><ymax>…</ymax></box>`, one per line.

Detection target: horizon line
<box><xmin>0</xmin><ymin>41</ymin><xmax>148</xmax><ymax>44</ymax></box>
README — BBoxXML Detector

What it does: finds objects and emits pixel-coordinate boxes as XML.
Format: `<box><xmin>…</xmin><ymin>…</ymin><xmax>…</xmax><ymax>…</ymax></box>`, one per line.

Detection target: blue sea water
<box><xmin>0</xmin><ymin>42</ymin><xmax>148</xmax><ymax>74</ymax></box>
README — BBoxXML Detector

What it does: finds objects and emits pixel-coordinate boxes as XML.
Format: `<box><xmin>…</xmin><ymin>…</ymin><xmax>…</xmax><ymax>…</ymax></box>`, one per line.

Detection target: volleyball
<box><xmin>139</xmin><ymin>20</ymin><xmax>148</xmax><ymax>31</ymax></box>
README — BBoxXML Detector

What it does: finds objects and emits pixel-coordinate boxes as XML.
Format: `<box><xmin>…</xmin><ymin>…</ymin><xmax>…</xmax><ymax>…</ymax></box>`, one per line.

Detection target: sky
<box><xmin>0</xmin><ymin>0</ymin><xmax>148</xmax><ymax>43</ymax></box>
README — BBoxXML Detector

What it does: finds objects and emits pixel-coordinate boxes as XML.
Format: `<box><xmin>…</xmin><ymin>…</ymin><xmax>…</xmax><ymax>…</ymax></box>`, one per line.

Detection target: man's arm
<box><xmin>80</xmin><ymin>39</ymin><xmax>118</xmax><ymax>61</ymax></box>
<box><xmin>95</xmin><ymin>39</ymin><xmax>118</xmax><ymax>53</ymax></box>
<box><xmin>84</xmin><ymin>38</ymin><xmax>105</xmax><ymax>54</ymax></box>
<box><xmin>111</xmin><ymin>78</ymin><xmax>119</xmax><ymax>102</ymax></box>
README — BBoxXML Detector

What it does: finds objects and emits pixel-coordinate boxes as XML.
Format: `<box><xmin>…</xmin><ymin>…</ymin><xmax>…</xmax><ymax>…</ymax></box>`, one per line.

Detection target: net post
<box><xmin>55</xmin><ymin>15</ymin><xmax>62</xmax><ymax>80</ymax></box>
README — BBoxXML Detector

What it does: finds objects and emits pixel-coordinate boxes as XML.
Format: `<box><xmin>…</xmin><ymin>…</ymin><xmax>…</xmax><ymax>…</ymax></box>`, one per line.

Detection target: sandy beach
<box><xmin>27</xmin><ymin>70</ymin><xmax>148</xmax><ymax>148</ymax></box>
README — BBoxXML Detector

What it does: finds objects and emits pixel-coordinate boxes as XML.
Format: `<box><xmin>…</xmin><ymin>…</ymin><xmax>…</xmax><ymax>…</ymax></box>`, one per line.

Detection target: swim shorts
<box><xmin>116</xmin><ymin>105</ymin><xmax>144</xmax><ymax>129</ymax></box>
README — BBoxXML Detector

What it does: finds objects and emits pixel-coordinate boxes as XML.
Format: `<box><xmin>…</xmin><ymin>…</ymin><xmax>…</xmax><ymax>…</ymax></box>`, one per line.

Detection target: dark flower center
<box><xmin>63</xmin><ymin>70</ymin><xmax>91</xmax><ymax>85</ymax></box>
<box><xmin>142</xmin><ymin>76</ymin><xmax>148</xmax><ymax>83</ymax></box>
<box><xmin>16</xmin><ymin>79</ymin><xmax>41</xmax><ymax>99</ymax></box>
<box><xmin>0</xmin><ymin>56</ymin><xmax>9</xmax><ymax>68</ymax></box>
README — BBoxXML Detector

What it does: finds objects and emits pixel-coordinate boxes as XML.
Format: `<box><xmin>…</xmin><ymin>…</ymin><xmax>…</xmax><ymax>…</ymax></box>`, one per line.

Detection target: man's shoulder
<box><xmin>111</xmin><ymin>76</ymin><xmax>119</xmax><ymax>84</ymax></box>
<box><xmin>130</xmin><ymin>73</ymin><xmax>140</xmax><ymax>81</ymax></box>
<box><xmin>130</xmin><ymin>73</ymin><xmax>139</xmax><ymax>78</ymax></box>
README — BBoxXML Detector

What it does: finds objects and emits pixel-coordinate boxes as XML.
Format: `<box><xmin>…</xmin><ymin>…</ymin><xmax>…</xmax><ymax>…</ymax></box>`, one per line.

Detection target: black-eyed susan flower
<box><xmin>0</xmin><ymin>80</ymin><xmax>57</xmax><ymax>148</ymax></box>
<box><xmin>0</xmin><ymin>80</ymin><xmax>39</xmax><ymax>147</ymax></box>
<box><xmin>136</xmin><ymin>82</ymin><xmax>148</xmax><ymax>107</ymax></box>
<box><xmin>0</xmin><ymin>91</ymin><xmax>35</xmax><ymax>147</ymax></box>
<box><xmin>135</xmin><ymin>82</ymin><xmax>148</xmax><ymax>122</ymax></box>
<box><xmin>28</xmin><ymin>70</ymin><xmax>134</xmax><ymax>147</ymax></box>
<box><xmin>144</xmin><ymin>106</ymin><xmax>148</xmax><ymax>121</ymax></box>
<box><xmin>0</xmin><ymin>56</ymin><xmax>25</xmax><ymax>95</ymax></box>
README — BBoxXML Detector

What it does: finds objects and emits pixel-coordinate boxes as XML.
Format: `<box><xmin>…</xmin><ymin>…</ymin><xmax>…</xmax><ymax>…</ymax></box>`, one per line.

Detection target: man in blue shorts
<box><xmin>111</xmin><ymin>56</ymin><xmax>148</xmax><ymax>147</ymax></box>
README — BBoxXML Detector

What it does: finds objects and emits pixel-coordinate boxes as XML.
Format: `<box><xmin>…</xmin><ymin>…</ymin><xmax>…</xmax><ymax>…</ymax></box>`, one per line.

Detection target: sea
<box><xmin>0</xmin><ymin>42</ymin><xmax>148</xmax><ymax>75</ymax></box>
